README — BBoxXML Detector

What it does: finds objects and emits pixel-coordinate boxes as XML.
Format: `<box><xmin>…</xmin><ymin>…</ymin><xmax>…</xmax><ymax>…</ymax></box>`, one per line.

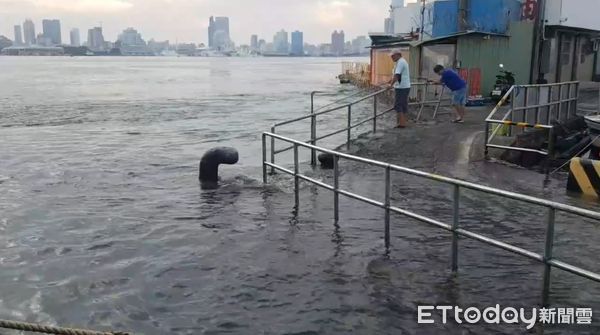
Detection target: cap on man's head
<box><xmin>390</xmin><ymin>51</ymin><xmax>402</xmax><ymax>58</ymax></box>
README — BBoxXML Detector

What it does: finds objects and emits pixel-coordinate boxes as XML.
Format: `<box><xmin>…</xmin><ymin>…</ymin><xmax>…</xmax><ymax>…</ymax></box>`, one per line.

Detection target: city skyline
<box><xmin>0</xmin><ymin>0</ymin><xmax>391</xmax><ymax>45</ymax></box>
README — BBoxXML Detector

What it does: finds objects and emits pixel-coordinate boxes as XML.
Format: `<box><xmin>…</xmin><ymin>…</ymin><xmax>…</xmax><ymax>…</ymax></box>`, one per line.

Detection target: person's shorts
<box><xmin>394</xmin><ymin>88</ymin><xmax>410</xmax><ymax>113</ymax></box>
<box><xmin>452</xmin><ymin>88</ymin><xmax>467</xmax><ymax>106</ymax></box>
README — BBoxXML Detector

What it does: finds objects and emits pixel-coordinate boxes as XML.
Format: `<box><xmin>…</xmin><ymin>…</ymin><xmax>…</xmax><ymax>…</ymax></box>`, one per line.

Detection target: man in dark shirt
<box><xmin>433</xmin><ymin>65</ymin><xmax>467</xmax><ymax>123</ymax></box>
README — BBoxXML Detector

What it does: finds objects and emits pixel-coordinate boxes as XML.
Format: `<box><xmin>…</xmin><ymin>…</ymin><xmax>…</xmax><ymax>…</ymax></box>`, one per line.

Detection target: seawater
<box><xmin>1</xmin><ymin>56</ymin><xmax>600</xmax><ymax>334</ymax></box>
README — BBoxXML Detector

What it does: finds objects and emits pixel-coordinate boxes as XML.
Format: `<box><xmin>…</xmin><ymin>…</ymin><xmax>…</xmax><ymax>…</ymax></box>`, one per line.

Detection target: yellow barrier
<box><xmin>567</xmin><ymin>158</ymin><xmax>600</xmax><ymax>198</ymax></box>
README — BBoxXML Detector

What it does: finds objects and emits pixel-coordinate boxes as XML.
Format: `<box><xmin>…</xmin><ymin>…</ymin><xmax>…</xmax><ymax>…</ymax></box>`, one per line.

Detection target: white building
<box><xmin>70</xmin><ymin>28</ymin><xmax>80</xmax><ymax>46</ymax></box>
<box><xmin>23</xmin><ymin>19</ymin><xmax>36</xmax><ymax>45</ymax></box>
<box><xmin>273</xmin><ymin>30</ymin><xmax>289</xmax><ymax>54</ymax></box>
<box><xmin>87</xmin><ymin>27</ymin><xmax>105</xmax><ymax>51</ymax></box>
<box><xmin>14</xmin><ymin>25</ymin><xmax>23</xmax><ymax>45</ymax></box>
<box><xmin>392</xmin><ymin>0</ymin><xmax>421</xmax><ymax>34</ymax></box>
<box><xmin>537</xmin><ymin>0</ymin><xmax>600</xmax><ymax>82</ymax></box>
<box><xmin>117</xmin><ymin>28</ymin><xmax>152</xmax><ymax>56</ymax></box>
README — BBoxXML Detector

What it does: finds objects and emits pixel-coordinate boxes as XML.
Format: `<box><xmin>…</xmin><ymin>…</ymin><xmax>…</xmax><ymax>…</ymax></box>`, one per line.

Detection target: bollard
<box><xmin>567</xmin><ymin>158</ymin><xmax>600</xmax><ymax>198</ymax></box>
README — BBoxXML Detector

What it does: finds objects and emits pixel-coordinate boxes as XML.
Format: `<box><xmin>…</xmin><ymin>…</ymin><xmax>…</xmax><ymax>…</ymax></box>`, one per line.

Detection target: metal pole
<box><xmin>575</xmin><ymin>82</ymin><xmax>580</xmax><ymax>118</ymax></box>
<box><xmin>598</xmin><ymin>85</ymin><xmax>600</xmax><ymax>115</ymax></box>
<box><xmin>373</xmin><ymin>95</ymin><xmax>378</xmax><ymax>133</ymax></box>
<box><xmin>510</xmin><ymin>87</ymin><xmax>517</xmax><ymax>134</ymax></box>
<box><xmin>523</xmin><ymin>87</ymin><xmax>529</xmax><ymax>125</ymax></box>
<box><xmin>270</xmin><ymin>126</ymin><xmax>276</xmax><ymax>174</ymax></box>
<box><xmin>347</xmin><ymin>105</ymin><xmax>352</xmax><ymax>150</ymax></box>
<box><xmin>310</xmin><ymin>92</ymin><xmax>317</xmax><ymax>166</ymax></box>
<box><xmin>547</xmin><ymin>85</ymin><xmax>552</xmax><ymax>123</ymax></box>
<box><xmin>384</xmin><ymin>166</ymin><xmax>391</xmax><ymax>250</ymax></box>
<box><xmin>484</xmin><ymin>121</ymin><xmax>490</xmax><ymax>158</ymax></box>
<box><xmin>567</xmin><ymin>83</ymin><xmax>573</xmax><ymax>120</ymax></box>
<box><xmin>418</xmin><ymin>83</ymin><xmax>427</xmax><ymax>121</ymax></box>
<box><xmin>546</xmin><ymin>127</ymin><xmax>556</xmax><ymax>175</ymax></box>
<box><xmin>542</xmin><ymin>207</ymin><xmax>556</xmax><ymax>307</ymax></box>
<box><xmin>294</xmin><ymin>143</ymin><xmax>299</xmax><ymax>211</ymax></box>
<box><xmin>451</xmin><ymin>185</ymin><xmax>460</xmax><ymax>272</ymax></box>
<box><xmin>433</xmin><ymin>86</ymin><xmax>444</xmax><ymax>119</ymax></box>
<box><xmin>557</xmin><ymin>84</ymin><xmax>563</xmax><ymax>122</ymax></box>
<box><xmin>262</xmin><ymin>133</ymin><xmax>267</xmax><ymax>183</ymax></box>
<box><xmin>598</xmin><ymin>82</ymin><xmax>600</xmax><ymax>115</ymax></box>
<box><xmin>333</xmin><ymin>155</ymin><xmax>340</xmax><ymax>222</ymax></box>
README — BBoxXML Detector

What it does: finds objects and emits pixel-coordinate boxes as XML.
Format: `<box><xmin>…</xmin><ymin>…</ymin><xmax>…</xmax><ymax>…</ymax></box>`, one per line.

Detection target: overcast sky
<box><xmin>0</xmin><ymin>0</ymin><xmax>416</xmax><ymax>45</ymax></box>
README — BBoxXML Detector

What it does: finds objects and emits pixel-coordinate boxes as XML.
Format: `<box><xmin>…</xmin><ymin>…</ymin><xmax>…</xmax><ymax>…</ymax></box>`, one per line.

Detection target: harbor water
<box><xmin>1</xmin><ymin>57</ymin><xmax>600</xmax><ymax>334</ymax></box>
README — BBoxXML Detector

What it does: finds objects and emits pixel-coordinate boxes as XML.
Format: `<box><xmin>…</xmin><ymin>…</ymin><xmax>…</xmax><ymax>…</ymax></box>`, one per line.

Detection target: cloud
<box><xmin>31</xmin><ymin>0</ymin><xmax>133</xmax><ymax>13</ymax></box>
<box><xmin>1</xmin><ymin>0</ymin><xmax>388</xmax><ymax>44</ymax></box>
<box><xmin>316</xmin><ymin>0</ymin><xmax>351</xmax><ymax>25</ymax></box>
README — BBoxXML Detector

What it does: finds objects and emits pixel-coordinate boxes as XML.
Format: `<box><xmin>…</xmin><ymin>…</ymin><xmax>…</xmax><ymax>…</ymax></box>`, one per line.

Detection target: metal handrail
<box><xmin>261</xmin><ymin>131</ymin><xmax>600</xmax><ymax>306</ymax></box>
<box><xmin>270</xmin><ymin>82</ymin><xmax>450</xmax><ymax>168</ymax></box>
<box><xmin>273</xmin><ymin>87</ymin><xmax>390</xmax><ymax>128</ymax></box>
<box><xmin>484</xmin><ymin>81</ymin><xmax>580</xmax><ymax>171</ymax></box>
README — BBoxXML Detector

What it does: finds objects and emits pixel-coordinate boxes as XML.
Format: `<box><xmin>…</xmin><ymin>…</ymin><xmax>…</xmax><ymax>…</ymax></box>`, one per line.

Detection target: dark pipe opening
<box><xmin>199</xmin><ymin>147</ymin><xmax>239</xmax><ymax>189</ymax></box>
<box><xmin>318</xmin><ymin>153</ymin><xmax>335</xmax><ymax>169</ymax></box>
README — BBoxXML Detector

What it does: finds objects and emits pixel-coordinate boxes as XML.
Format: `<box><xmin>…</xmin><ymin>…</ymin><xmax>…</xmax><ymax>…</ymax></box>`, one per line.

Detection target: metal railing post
<box><xmin>484</xmin><ymin>121</ymin><xmax>490</xmax><ymax>158</ymax></box>
<box><xmin>373</xmin><ymin>95</ymin><xmax>378</xmax><ymax>133</ymax></box>
<box><xmin>418</xmin><ymin>82</ymin><xmax>428</xmax><ymax>120</ymax></box>
<box><xmin>557</xmin><ymin>84</ymin><xmax>563</xmax><ymax>122</ymax></box>
<box><xmin>310</xmin><ymin>92</ymin><xmax>317</xmax><ymax>166</ymax></box>
<box><xmin>567</xmin><ymin>83</ymin><xmax>573</xmax><ymax>120</ymax></box>
<box><xmin>598</xmin><ymin>82</ymin><xmax>600</xmax><ymax>115</ymax></box>
<box><xmin>575</xmin><ymin>82</ymin><xmax>580</xmax><ymax>117</ymax></box>
<box><xmin>270</xmin><ymin>126</ymin><xmax>276</xmax><ymax>174</ymax></box>
<box><xmin>262</xmin><ymin>133</ymin><xmax>267</xmax><ymax>183</ymax></box>
<box><xmin>542</xmin><ymin>207</ymin><xmax>556</xmax><ymax>307</ymax></box>
<box><xmin>294</xmin><ymin>143</ymin><xmax>299</xmax><ymax>211</ymax></box>
<box><xmin>384</xmin><ymin>166</ymin><xmax>391</xmax><ymax>250</ymax></box>
<box><xmin>523</xmin><ymin>87</ymin><xmax>529</xmax><ymax>125</ymax></box>
<box><xmin>347</xmin><ymin>105</ymin><xmax>352</xmax><ymax>150</ymax></box>
<box><xmin>433</xmin><ymin>86</ymin><xmax>444</xmax><ymax>119</ymax></box>
<box><xmin>508</xmin><ymin>88</ymin><xmax>515</xmax><ymax>137</ymax></box>
<box><xmin>451</xmin><ymin>185</ymin><xmax>460</xmax><ymax>272</ymax></box>
<box><xmin>333</xmin><ymin>155</ymin><xmax>340</xmax><ymax>222</ymax></box>
<box><xmin>547</xmin><ymin>85</ymin><xmax>552</xmax><ymax>123</ymax></box>
<box><xmin>546</xmin><ymin>126</ymin><xmax>556</xmax><ymax>175</ymax></box>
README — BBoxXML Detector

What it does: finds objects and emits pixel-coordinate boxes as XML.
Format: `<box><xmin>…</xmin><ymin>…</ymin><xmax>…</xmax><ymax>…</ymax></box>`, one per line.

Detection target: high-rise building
<box><xmin>117</xmin><ymin>28</ymin><xmax>152</xmax><ymax>55</ymax></box>
<box><xmin>351</xmin><ymin>36</ymin><xmax>370</xmax><ymax>55</ymax></box>
<box><xmin>208</xmin><ymin>16</ymin><xmax>230</xmax><ymax>50</ymax></box>
<box><xmin>384</xmin><ymin>18</ymin><xmax>394</xmax><ymax>34</ymax></box>
<box><xmin>13</xmin><ymin>25</ymin><xmax>23</xmax><ymax>45</ymax></box>
<box><xmin>331</xmin><ymin>30</ymin><xmax>345</xmax><ymax>56</ymax></box>
<box><xmin>87</xmin><ymin>27</ymin><xmax>105</xmax><ymax>51</ymax></box>
<box><xmin>23</xmin><ymin>19</ymin><xmax>36</xmax><ymax>45</ymax></box>
<box><xmin>290</xmin><ymin>31</ymin><xmax>304</xmax><ymax>56</ymax></box>
<box><xmin>70</xmin><ymin>28</ymin><xmax>80</xmax><ymax>46</ymax></box>
<box><xmin>273</xmin><ymin>30</ymin><xmax>289</xmax><ymax>54</ymax></box>
<box><xmin>118</xmin><ymin>28</ymin><xmax>146</xmax><ymax>46</ymax></box>
<box><xmin>36</xmin><ymin>33</ymin><xmax>52</xmax><ymax>47</ymax></box>
<box><xmin>250</xmin><ymin>35</ymin><xmax>258</xmax><ymax>50</ymax></box>
<box><xmin>42</xmin><ymin>19</ymin><xmax>61</xmax><ymax>45</ymax></box>
<box><xmin>258</xmin><ymin>39</ymin><xmax>267</xmax><ymax>53</ymax></box>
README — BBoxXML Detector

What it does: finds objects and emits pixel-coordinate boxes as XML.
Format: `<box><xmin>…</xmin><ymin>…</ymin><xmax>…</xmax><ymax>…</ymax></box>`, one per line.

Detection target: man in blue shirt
<box><xmin>433</xmin><ymin>65</ymin><xmax>467</xmax><ymax>123</ymax></box>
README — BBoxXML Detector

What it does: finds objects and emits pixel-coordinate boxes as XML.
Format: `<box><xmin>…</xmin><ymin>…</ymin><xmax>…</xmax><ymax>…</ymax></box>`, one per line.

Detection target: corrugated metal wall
<box><xmin>457</xmin><ymin>21</ymin><xmax>534</xmax><ymax>95</ymax></box>
<box><xmin>469</xmin><ymin>0</ymin><xmax>523</xmax><ymax>34</ymax></box>
<box><xmin>429</xmin><ymin>0</ymin><xmax>523</xmax><ymax>38</ymax></box>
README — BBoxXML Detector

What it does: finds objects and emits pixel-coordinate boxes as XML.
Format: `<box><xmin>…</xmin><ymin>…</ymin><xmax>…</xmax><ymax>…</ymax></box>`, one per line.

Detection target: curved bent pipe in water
<box><xmin>199</xmin><ymin>147</ymin><xmax>239</xmax><ymax>189</ymax></box>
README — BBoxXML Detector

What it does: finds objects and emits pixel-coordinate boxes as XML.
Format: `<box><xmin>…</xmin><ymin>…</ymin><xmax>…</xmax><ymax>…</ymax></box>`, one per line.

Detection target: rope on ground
<box><xmin>548</xmin><ymin>134</ymin><xmax>600</xmax><ymax>176</ymax></box>
<box><xmin>0</xmin><ymin>319</ymin><xmax>130</xmax><ymax>335</ymax></box>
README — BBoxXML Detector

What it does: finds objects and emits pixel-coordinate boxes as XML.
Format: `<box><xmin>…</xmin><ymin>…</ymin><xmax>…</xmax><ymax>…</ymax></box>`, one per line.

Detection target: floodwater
<box><xmin>1</xmin><ymin>57</ymin><xmax>599</xmax><ymax>334</ymax></box>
